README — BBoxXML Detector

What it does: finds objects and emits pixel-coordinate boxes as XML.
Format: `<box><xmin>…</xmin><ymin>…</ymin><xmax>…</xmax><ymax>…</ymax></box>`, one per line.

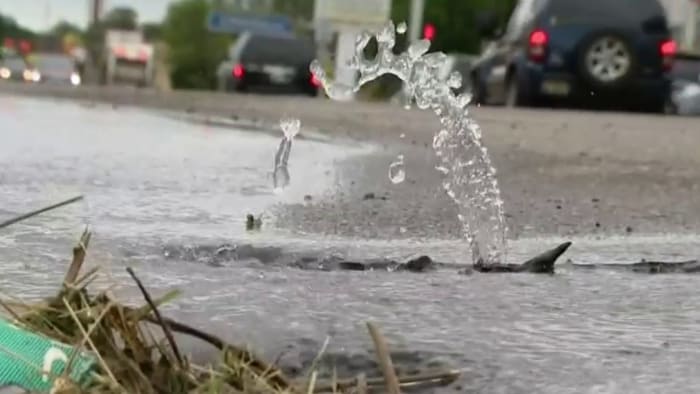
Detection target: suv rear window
<box><xmin>237</xmin><ymin>35</ymin><xmax>316</xmax><ymax>64</ymax></box>
<box><xmin>547</xmin><ymin>0</ymin><xmax>666</xmax><ymax>24</ymax></box>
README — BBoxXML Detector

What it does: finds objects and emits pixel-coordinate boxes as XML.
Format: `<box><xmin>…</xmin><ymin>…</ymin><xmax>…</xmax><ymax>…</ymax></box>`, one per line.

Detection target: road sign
<box><xmin>206</xmin><ymin>11</ymin><xmax>293</xmax><ymax>36</ymax></box>
<box><xmin>313</xmin><ymin>0</ymin><xmax>391</xmax><ymax>28</ymax></box>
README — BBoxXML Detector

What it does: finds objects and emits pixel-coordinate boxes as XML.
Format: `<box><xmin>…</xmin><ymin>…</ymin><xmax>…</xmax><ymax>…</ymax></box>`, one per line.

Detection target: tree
<box><xmin>390</xmin><ymin>0</ymin><xmax>517</xmax><ymax>54</ymax></box>
<box><xmin>142</xmin><ymin>23</ymin><xmax>162</xmax><ymax>42</ymax></box>
<box><xmin>0</xmin><ymin>13</ymin><xmax>37</xmax><ymax>41</ymax></box>
<box><xmin>102</xmin><ymin>7</ymin><xmax>139</xmax><ymax>30</ymax></box>
<box><xmin>163</xmin><ymin>0</ymin><xmax>232</xmax><ymax>89</ymax></box>
<box><xmin>48</xmin><ymin>21</ymin><xmax>84</xmax><ymax>52</ymax></box>
<box><xmin>50</xmin><ymin>21</ymin><xmax>83</xmax><ymax>38</ymax></box>
<box><xmin>0</xmin><ymin>13</ymin><xmax>37</xmax><ymax>57</ymax></box>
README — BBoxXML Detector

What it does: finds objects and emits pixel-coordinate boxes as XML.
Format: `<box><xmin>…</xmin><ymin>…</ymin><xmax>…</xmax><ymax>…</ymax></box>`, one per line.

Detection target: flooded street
<box><xmin>2</xmin><ymin>95</ymin><xmax>700</xmax><ymax>393</ymax></box>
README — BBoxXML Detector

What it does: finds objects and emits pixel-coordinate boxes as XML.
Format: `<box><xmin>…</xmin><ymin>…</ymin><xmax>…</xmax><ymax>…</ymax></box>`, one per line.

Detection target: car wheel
<box><xmin>578</xmin><ymin>33</ymin><xmax>636</xmax><ymax>89</ymax></box>
<box><xmin>505</xmin><ymin>75</ymin><xmax>528</xmax><ymax>108</ymax></box>
<box><xmin>470</xmin><ymin>74</ymin><xmax>485</xmax><ymax>105</ymax></box>
<box><xmin>640</xmin><ymin>97</ymin><xmax>675</xmax><ymax>115</ymax></box>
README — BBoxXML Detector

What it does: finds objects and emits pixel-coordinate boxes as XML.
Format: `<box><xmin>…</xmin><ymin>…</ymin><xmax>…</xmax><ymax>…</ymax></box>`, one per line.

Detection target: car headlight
<box><xmin>70</xmin><ymin>72</ymin><xmax>81</xmax><ymax>86</ymax></box>
<box><xmin>0</xmin><ymin>67</ymin><xmax>10</xmax><ymax>79</ymax></box>
<box><xmin>23</xmin><ymin>69</ymin><xmax>40</xmax><ymax>82</ymax></box>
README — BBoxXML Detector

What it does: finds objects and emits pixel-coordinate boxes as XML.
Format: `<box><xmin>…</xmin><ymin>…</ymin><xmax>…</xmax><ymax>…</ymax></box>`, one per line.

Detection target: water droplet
<box><xmin>446</xmin><ymin>72</ymin><xmax>462</xmax><ymax>89</ymax></box>
<box><xmin>376</xmin><ymin>22</ymin><xmax>396</xmax><ymax>45</ymax></box>
<box><xmin>457</xmin><ymin>93</ymin><xmax>472</xmax><ymax>108</ymax></box>
<box><xmin>396</xmin><ymin>22</ymin><xmax>407</xmax><ymax>34</ymax></box>
<box><xmin>435</xmin><ymin>165</ymin><xmax>449</xmax><ymax>174</ymax></box>
<box><xmin>309</xmin><ymin>60</ymin><xmax>325</xmax><ymax>79</ymax></box>
<box><xmin>302</xmin><ymin>20</ymin><xmax>508</xmax><ymax>266</ymax></box>
<box><xmin>407</xmin><ymin>40</ymin><xmax>431</xmax><ymax>59</ymax></box>
<box><xmin>272</xmin><ymin>118</ymin><xmax>296</xmax><ymax>191</ymax></box>
<box><xmin>280</xmin><ymin>117</ymin><xmax>301</xmax><ymax>139</ymax></box>
<box><xmin>388</xmin><ymin>155</ymin><xmax>406</xmax><ymax>184</ymax></box>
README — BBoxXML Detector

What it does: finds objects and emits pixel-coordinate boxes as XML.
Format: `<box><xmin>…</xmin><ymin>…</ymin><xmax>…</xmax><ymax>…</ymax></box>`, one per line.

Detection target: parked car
<box><xmin>470</xmin><ymin>0</ymin><xmax>676</xmax><ymax>113</ymax></box>
<box><xmin>26</xmin><ymin>53</ymin><xmax>81</xmax><ymax>86</ymax></box>
<box><xmin>216</xmin><ymin>32</ymin><xmax>319</xmax><ymax>96</ymax></box>
<box><xmin>0</xmin><ymin>55</ymin><xmax>29</xmax><ymax>82</ymax></box>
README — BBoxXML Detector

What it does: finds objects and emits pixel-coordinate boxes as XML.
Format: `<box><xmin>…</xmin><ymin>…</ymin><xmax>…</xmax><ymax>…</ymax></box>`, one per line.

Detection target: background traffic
<box><xmin>1</xmin><ymin>0</ymin><xmax>699</xmax><ymax>114</ymax></box>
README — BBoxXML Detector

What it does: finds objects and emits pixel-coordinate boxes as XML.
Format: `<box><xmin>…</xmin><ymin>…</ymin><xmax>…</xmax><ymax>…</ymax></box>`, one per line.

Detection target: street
<box><xmin>1</xmin><ymin>84</ymin><xmax>700</xmax><ymax>393</ymax></box>
<box><xmin>3</xmin><ymin>82</ymin><xmax>698</xmax><ymax>240</ymax></box>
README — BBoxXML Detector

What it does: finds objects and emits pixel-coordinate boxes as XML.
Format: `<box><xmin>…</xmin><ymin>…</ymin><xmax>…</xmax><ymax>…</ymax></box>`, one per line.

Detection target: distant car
<box><xmin>0</xmin><ymin>55</ymin><xmax>29</xmax><ymax>82</ymax></box>
<box><xmin>470</xmin><ymin>0</ymin><xmax>676</xmax><ymax>113</ymax></box>
<box><xmin>216</xmin><ymin>32</ymin><xmax>320</xmax><ymax>96</ymax></box>
<box><xmin>27</xmin><ymin>53</ymin><xmax>81</xmax><ymax>86</ymax></box>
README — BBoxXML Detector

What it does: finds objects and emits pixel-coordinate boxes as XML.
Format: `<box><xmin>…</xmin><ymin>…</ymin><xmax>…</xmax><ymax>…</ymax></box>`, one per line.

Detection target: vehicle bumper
<box><xmin>521</xmin><ymin>65</ymin><xmax>671</xmax><ymax>106</ymax></box>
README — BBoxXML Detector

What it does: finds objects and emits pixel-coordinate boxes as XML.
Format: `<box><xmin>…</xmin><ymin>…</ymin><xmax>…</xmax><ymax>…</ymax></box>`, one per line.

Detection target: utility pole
<box><xmin>89</xmin><ymin>0</ymin><xmax>105</xmax><ymax>25</ymax></box>
<box><xmin>408</xmin><ymin>0</ymin><xmax>425</xmax><ymax>43</ymax></box>
<box><xmin>682</xmin><ymin>1</ymin><xmax>698</xmax><ymax>52</ymax></box>
<box><xmin>44</xmin><ymin>0</ymin><xmax>51</xmax><ymax>31</ymax></box>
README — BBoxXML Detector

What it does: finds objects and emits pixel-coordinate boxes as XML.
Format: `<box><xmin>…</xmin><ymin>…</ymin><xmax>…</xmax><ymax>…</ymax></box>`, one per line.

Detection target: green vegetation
<box><xmin>0</xmin><ymin>13</ymin><xmax>36</xmax><ymax>42</ymax></box>
<box><xmin>390</xmin><ymin>0</ymin><xmax>516</xmax><ymax>54</ymax></box>
<box><xmin>0</xmin><ymin>12</ymin><xmax>36</xmax><ymax>58</ymax></box>
<box><xmin>163</xmin><ymin>0</ymin><xmax>232</xmax><ymax>90</ymax></box>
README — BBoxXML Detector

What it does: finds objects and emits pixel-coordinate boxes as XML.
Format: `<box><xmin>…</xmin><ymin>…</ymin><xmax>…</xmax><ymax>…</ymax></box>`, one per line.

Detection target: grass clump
<box><xmin>0</xmin><ymin>198</ymin><xmax>462</xmax><ymax>393</ymax></box>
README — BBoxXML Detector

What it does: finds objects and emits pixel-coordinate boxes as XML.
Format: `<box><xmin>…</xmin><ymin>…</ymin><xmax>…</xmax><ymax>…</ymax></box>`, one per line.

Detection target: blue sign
<box><xmin>207</xmin><ymin>12</ymin><xmax>294</xmax><ymax>37</ymax></box>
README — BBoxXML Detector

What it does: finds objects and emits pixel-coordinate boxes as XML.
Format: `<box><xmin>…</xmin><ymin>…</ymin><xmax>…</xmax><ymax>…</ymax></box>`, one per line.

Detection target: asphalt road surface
<box><xmin>4</xmin><ymin>82</ymin><xmax>698</xmax><ymax>240</ymax></box>
<box><xmin>2</xmin><ymin>83</ymin><xmax>700</xmax><ymax>393</ymax></box>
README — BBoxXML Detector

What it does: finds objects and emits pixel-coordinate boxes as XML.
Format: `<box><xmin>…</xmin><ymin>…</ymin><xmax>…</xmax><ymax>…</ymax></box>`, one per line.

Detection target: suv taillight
<box><xmin>660</xmin><ymin>39</ymin><xmax>676</xmax><ymax>71</ymax></box>
<box><xmin>310</xmin><ymin>73</ymin><xmax>321</xmax><ymax>87</ymax></box>
<box><xmin>528</xmin><ymin>29</ymin><xmax>548</xmax><ymax>63</ymax></box>
<box><xmin>232</xmin><ymin>64</ymin><xmax>244</xmax><ymax>79</ymax></box>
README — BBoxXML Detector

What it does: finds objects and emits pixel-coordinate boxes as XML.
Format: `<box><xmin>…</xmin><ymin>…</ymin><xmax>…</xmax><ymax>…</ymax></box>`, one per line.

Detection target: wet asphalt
<box><xmin>2</xmin><ymin>84</ymin><xmax>700</xmax><ymax>393</ymax></box>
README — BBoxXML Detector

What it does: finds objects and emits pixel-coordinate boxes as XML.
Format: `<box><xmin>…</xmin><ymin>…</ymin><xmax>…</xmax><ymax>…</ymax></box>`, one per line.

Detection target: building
<box><xmin>659</xmin><ymin>0</ymin><xmax>699</xmax><ymax>51</ymax></box>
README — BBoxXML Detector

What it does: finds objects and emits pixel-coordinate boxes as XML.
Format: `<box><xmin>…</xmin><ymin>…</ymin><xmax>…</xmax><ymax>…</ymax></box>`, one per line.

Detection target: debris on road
<box><xmin>0</xmin><ymin>228</ymin><xmax>461</xmax><ymax>393</ymax></box>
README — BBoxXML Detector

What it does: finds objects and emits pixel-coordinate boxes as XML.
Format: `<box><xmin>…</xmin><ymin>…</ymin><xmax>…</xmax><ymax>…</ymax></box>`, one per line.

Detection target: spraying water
<box><xmin>272</xmin><ymin>117</ymin><xmax>301</xmax><ymax>193</ymax></box>
<box><xmin>310</xmin><ymin>21</ymin><xmax>507</xmax><ymax>265</ymax></box>
<box><xmin>388</xmin><ymin>154</ymin><xmax>406</xmax><ymax>184</ymax></box>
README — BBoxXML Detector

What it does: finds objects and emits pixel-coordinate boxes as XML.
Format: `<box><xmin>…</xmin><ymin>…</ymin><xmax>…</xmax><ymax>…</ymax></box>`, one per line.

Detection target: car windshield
<box><xmin>32</xmin><ymin>55</ymin><xmax>74</xmax><ymax>72</ymax></box>
<box><xmin>240</xmin><ymin>35</ymin><xmax>315</xmax><ymax>65</ymax></box>
<box><xmin>2</xmin><ymin>57</ymin><xmax>26</xmax><ymax>70</ymax></box>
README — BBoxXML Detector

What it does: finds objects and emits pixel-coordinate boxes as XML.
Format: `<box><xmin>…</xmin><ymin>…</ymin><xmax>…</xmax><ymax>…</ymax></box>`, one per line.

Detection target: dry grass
<box><xmin>0</xmin><ymin>199</ymin><xmax>462</xmax><ymax>393</ymax></box>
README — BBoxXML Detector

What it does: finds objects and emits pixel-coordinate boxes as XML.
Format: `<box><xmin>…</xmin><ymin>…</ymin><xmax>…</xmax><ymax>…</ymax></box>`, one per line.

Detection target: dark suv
<box><xmin>216</xmin><ymin>32</ymin><xmax>319</xmax><ymax>96</ymax></box>
<box><xmin>470</xmin><ymin>0</ymin><xmax>676</xmax><ymax>112</ymax></box>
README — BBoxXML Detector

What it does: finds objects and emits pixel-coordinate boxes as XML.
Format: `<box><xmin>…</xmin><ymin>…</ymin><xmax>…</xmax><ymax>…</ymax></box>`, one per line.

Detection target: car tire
<box><xmin>470</xmin><ymin>73</ymin><xmax>486</xmax><ymax>105</ymax></box>
<box><xmin>505</xmin><ymin>74</ymin><xmax>529</xmax><ymax>108</ymax></box>
<box><xmin>639</xmin><ymin>96</ymin><xmax>675</xmax><ymax>115</ymax></box>
<box><xmin>577</xmin><ymin>32</ymin><xmax>637</xmax><ymax>90</ymax></box>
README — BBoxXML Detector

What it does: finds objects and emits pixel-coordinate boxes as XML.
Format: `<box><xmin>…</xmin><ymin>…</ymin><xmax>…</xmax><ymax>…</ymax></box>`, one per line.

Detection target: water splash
<box><xmin>272</xmin><ymin>117</ymin><xmax>301</xmax><ymax>193</ymax></box>
<box><xmin>396</xmin><ymin>22</ymin><xmax>407</xmax><ymax>34</ymax></box>
<box><xmin>388</xmin><ymin>154</ymin><xmax>406</xmax><ymax>184</ymax></box>
<box><xmin>310</xmin><ymin>21</ymin><xmax>508</xmax><ymax>265</ymax></box>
